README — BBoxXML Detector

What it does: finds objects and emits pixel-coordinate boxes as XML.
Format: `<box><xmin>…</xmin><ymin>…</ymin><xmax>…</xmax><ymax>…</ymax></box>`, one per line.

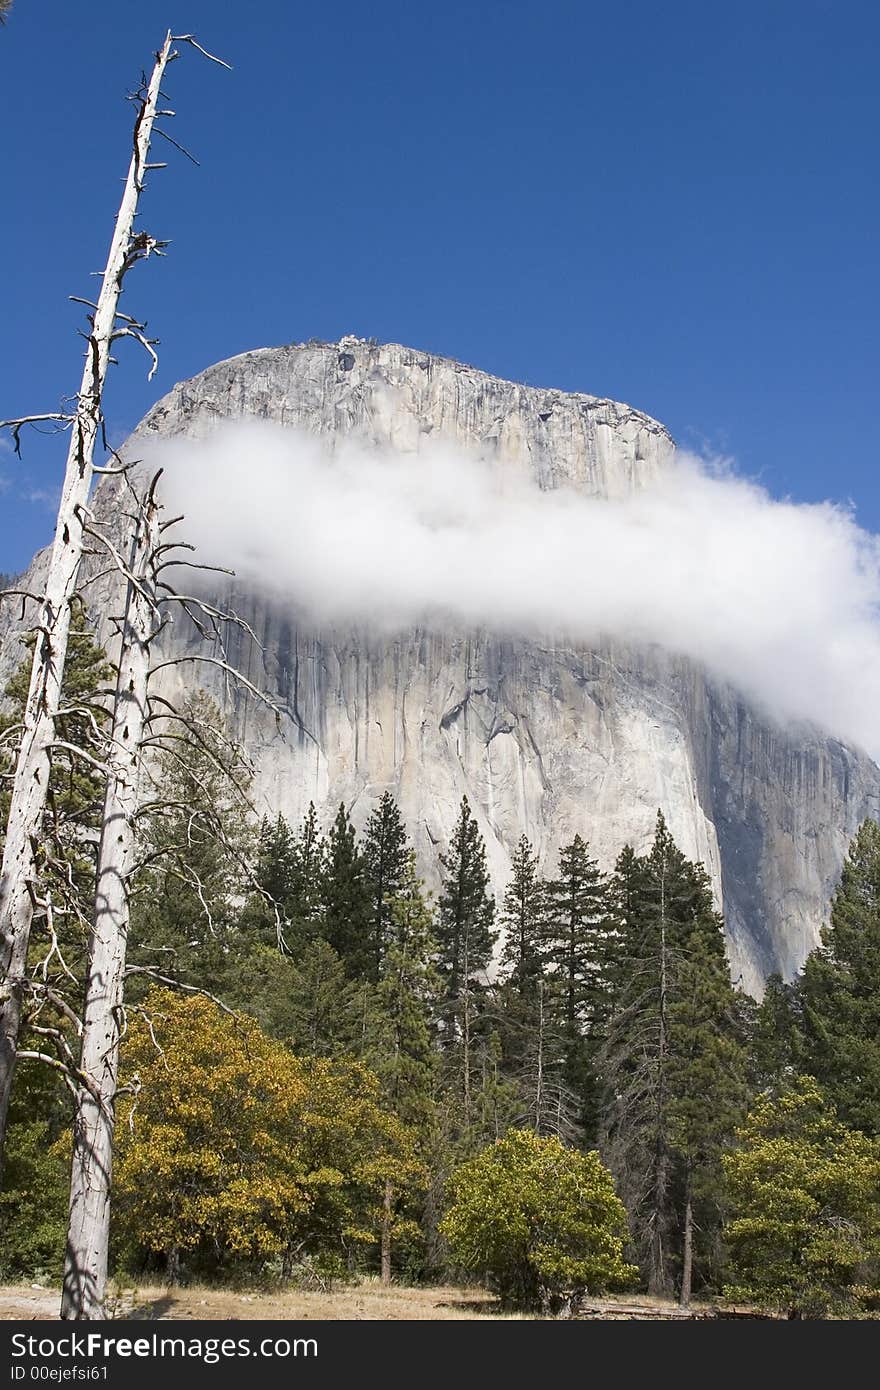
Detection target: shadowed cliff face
<box><xmin>3</xmin><ymin>339</ymin><xmax>878</xmax><ymax>994</ymax></box>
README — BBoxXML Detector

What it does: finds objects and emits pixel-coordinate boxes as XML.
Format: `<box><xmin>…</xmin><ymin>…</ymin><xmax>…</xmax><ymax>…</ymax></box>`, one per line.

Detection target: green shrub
<box><xmin>441</xmin><ymin>1129</ymin><xmax>635</xmax><ymax>1312</ymax></box>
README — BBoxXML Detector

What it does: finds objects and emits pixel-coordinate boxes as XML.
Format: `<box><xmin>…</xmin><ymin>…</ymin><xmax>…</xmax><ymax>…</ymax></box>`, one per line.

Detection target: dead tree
<box><xmin>0</xmin><ymin>30</ymin><xmax>229</xmax><ymax>1172</ymax></box>
<box><xmin>58</xmin><ymin>467</ymin><xmax>282</xmax><ymax>1320</ymax></box>
<box><xmin>512</xmin><ymin>981</ymin><xmax>582</xmax><ymax>1146</ymax></box>
<box><xmin>380</xmin><ymin>1177</ymin><xmax>393</xmax><ymax>1287</ymax></box>
<box><xmin>60</xmin><ymin>478</ymin><xmax>161</xmax><ymax>1320</ymax></box>
<box><xmin>0</xmin><ymin>33</ymin><xmax>174</xmax><ymax>1166</ymax></box>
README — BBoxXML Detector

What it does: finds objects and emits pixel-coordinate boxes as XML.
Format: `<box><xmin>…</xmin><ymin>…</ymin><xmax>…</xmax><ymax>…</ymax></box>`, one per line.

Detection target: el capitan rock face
<box><xmin>3</xmin><ymin>339</ymin><xmax>878</xmax><ymax>993</ymax></box>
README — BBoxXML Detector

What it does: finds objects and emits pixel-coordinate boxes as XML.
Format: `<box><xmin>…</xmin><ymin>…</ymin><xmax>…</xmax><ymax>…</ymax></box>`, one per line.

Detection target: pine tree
<box><xmin>541</xmin><ymin>834</ymin><xmax>612</xmax><ymax>1143</ymax></box>
<box><xmin>606</xmin><ymin>844</ymin><xmax>653</xmax><ymax>977</ymax></box>
<box><xmin>1</xmin><ymin>602</ymin><xmax>114</xmax><ymax>908</ymax></box>
<box><xmin>289</xmin><ymin>802</ymin><xmax>326</xmax><ymax>941</ymax></box>
<box><xmin>0</xmin><ymin>604</ymin><xmax>112</xmax><ymax>1071</ymax></box>
<box><xmin>127</xmin><ymin>691</ymin><xmax>254</xmax><ymax>998</ymax></box>
<box><xmin>493</xmin><ymin>836</ymin><xmax>548</xmax><ymax>1085</ymax></box>
<box><xmin>249</xmin><ymin>814</ymin><xmax>297</xmax><ymax>943</ymax></box>
<box><xmin>747</xmin><ymin>972</ymin><xmax>802</xmax><ymax>1092</ymax></box>
<box><xmin>543</xmin><ymin>835</ymin><xmax>610</xmax><ymax>1038</ymax></box>
<box><xmin>436</xmin><ymin>797</ymin><xmax>497</xmax><ymax>1126</ymax></box>
<box><xmin>366</xmin><ymin>855</ymin><xmax>440</xmax><ymax>1130</ymax></box>
<box><xmin>800</xmin><ymin>819</ymin><xmax>880</xmax><ymax>1136</ymax></box>
<box><xmin>491</xmin><ymin>838</ymin><xmax>582</xmax><ymax>1143</ymax></box>
<box><xmin>602</xmin><ymin>825</ymin><xmax>678</xmax><ymax>1295</ymax></box>
<box><xmin>666</xmin><ymin>932</ymin><xmax>748</xmax><ymax>1304</ymax></box>
<box><xmin>268</xmin><ymin>939</ymin><xmax>364</xmax><ymax>1056</ymax></box>
<box><xmin>321</xmin><ymin>803</ymin><xmax>371</xmax><ymax>978</ymax></box>
<box><xmin>247</xmin><ymin>805</ymin><xmax>325</xmax><ymax>952</ymax></box>
<box><xmin>601</xmin><ymin>813</ymin><xmax>746</xmax><ymax>1300</ymax></box>
<box><xmin>360</xmin><ymin>857</ymin><xmax>439</xmax><ymax>1284</ymax></box>
<box><xmin>497</xmin><ymin>836</ymin><xmax>544</xmax><ymax>998</ymax></box>
<box><xmin>436</xmin><ymin>797</ymin><xmax>497</xmax><ymax>1023</ymax></box>
<box><xmin>362</xmin><ymin>792</ymin><xmax>410</xmax><ymax>983</ymax></box>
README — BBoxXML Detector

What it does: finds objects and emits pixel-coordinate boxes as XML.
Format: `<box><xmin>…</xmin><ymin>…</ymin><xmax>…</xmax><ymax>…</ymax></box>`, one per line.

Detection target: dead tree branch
<box><xmin>0</xmin><ymin>30</ymin><xmax>177</xmax><ymax>1178</ymax></box>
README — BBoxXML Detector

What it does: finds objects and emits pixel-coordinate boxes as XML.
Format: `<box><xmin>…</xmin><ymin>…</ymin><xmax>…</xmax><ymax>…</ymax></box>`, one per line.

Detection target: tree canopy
<box><xmin>441</xmin><ymin>1128</ymin><xmax>635</xmax><ymax>1311</ymax></box>
<box><xmin>800</xmin><ymin>819</ymin><xmax>880</xmax><ymax>1136</ymax></box>
<box><xmin>114</xmin><ymin>990</ymin><xmax>419</xmax><ymax>1280</ymax></box>
<box><xmin>723</xmin><ymin>1076</ymin><xmax>880</xmax><ymax>1318</ymax></box>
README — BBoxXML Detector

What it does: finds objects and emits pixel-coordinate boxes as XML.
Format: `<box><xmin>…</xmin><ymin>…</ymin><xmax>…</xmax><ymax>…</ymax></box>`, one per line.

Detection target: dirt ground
<box><xmin>0</xmin><ymin>1282</ymin><xmax>732</xmax><ymax>1321</ymax></box>
<box><xmin>0</xmin><ymin>1282</ymin><xmax>516</xmax><ymax>1321</ymax></box>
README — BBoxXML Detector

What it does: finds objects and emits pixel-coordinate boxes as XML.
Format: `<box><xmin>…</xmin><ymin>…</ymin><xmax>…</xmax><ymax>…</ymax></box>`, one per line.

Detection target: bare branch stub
<box><xmin>111</xmin><ymin>325</ymin><xmax>160</xmax><ymax>382</ymax></box>
<box><xmin>171</xmin><ymin>34</ymin><xmax>233</xmax><ymax>69</ymax></box>
<box><xmin>148</xmin><ymin>653</ymin><xmax>284</xmax><ymax>723</ymax></box>
<box><xmin>123</xmin><ymin>967</ymin><xmax>238</xmax><ymax>1016</ymax></box>
<box><xmin>120</xmin><ymin>231</ymin><xmax>170</xmax><ymax>279</ymax></box>
<box><xmin>0</xmin><ymin>590</ymin><xmax>44</xmax><ymax>624</ymax></box>
<box><xmin>0</xmin><ymin>414</ymin><xmax>75</xmax><ymax>457</ymax></box>
<box><xmin>153</xmin><ymin>126</ymin><xmax>200</xmax><ymax>166</ymax></box>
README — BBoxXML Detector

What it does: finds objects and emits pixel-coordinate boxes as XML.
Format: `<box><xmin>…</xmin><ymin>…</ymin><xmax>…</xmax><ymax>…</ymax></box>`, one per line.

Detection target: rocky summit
<box><xmin>4</xmin><ymin>338</ymin><xmax>878</xmax><ymax>994</ymax></box>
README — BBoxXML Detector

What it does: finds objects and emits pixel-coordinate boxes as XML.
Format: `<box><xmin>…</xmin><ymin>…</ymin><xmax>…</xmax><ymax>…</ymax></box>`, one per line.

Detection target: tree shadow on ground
<box><xmin>119</xmin><ymin>1294</ymin><xmax>176</xmax><ymax>1320</ymax></box>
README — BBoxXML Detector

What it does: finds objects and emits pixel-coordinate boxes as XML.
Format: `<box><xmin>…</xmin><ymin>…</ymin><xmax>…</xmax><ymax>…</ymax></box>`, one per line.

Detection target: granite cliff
<box><xmin>3</xmin><ymin>339</ymin><xmax>878</xmax><ymax>993</ymax></box>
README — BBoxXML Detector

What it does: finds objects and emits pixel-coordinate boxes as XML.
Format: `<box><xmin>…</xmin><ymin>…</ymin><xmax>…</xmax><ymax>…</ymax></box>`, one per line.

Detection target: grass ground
<box><xmin>0</xmin><ymin>1281</ymin><xmax>736</xmax><ymax>1321</ymax></box>
<box><xmin>0</xmin><ymin>1281</ymin><xmax>521</xmax><ymax>1321</ymax></box>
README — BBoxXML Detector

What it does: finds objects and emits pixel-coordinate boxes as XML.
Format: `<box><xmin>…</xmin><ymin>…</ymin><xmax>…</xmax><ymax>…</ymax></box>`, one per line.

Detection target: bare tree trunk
<box><xmin>679</xmin><ymin>1179</ymin><xmax>693</xmax><ymax>1309</ymax></box>
<box><xmin>380</xmin><ymin>1178</ymin><xmax>393</xmax><ymax>1287</ymax></box>
<box><xmin>534</xmin><ymin>978</ymin><xmax>545</xmax><ymax>1133</ymax></box>
<box><xmin>60</xmin><ymin>485</ymin><xmax>160</xmax><ymax>1320</ymax></box>
<box><xmin>0</xmin><ymin>32</ymin><xmax>173</xmax><ymax>1172</ymax></box>
<box><xmin>462</xmin><ymin>927</ymin><xmax>471</xmax><ymax>1127</ymax></box>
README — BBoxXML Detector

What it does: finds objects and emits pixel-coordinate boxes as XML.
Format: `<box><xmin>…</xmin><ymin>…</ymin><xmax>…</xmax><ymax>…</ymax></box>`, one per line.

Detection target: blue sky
<box><xmin>1</xmin><ymin>0</ymin><xmax>878</xmax><ymax>573</ymax></box>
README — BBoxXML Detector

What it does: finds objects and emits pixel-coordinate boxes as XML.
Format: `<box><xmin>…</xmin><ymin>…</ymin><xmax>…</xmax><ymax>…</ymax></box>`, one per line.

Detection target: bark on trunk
<box><xmin>679</xmin><ymin>1186</ymin><xmax>693</xmax><ymax>1310</ymax></box>
<box><xmin>380</xmin><ymin>1177</ymin><xmax>393</xmax><ymax>1286</ymax></box>
<box><xmin>534</xmin><ymin>978</ymin><xmax>544</xmax><ymax>1132</ymax></box>
<box><xmin>60</xmin><ymin>487</ymin><xmax>160</xmax><ymax>1320</ymax></box>
<box><xmin>462</xmin><ymin>928</ymin><xmax>471</xmax><ymax>1126</ymax></box>
<box><xmin>0</xmin><ymin>31</ymin><xmax>173</xmax><ymax>1174</ymax></box>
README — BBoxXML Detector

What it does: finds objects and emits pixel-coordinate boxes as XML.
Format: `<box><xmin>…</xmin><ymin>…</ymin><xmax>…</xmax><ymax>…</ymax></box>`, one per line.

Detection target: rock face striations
<box><xmin>3</xmin><ymin>339</ymin><xmax>878</xmax><ymax>994</ymax></box>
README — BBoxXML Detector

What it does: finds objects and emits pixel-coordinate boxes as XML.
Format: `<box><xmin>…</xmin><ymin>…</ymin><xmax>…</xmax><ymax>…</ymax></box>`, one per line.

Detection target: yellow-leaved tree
<box><xmin>114</xmin><ymin>991</ymin><xmax>421</xmax><ymax>1282</ymax></box>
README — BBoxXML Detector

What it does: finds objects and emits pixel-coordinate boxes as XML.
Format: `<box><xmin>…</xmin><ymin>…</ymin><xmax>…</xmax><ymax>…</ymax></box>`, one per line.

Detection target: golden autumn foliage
<box><xmin>114</xmin><ymin>991</ymin><xmax>421</xmax><ymax>1274</ymax></box>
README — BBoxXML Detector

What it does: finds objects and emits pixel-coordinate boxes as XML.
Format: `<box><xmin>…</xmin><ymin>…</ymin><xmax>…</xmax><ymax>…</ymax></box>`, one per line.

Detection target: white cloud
<box><xmin>0</xmin><ymin>435</ymin><xmax>11</xmax><ymax>492</ymax></box>
<box><xmin>150</xmin><ymin>422</ymin><xmax>880</xmax><ymax>760</ymax></box>
<box><xmin>22</xmin><ymin>486</ymin><xmax>61</xmax><ymax>510</ymax></box>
